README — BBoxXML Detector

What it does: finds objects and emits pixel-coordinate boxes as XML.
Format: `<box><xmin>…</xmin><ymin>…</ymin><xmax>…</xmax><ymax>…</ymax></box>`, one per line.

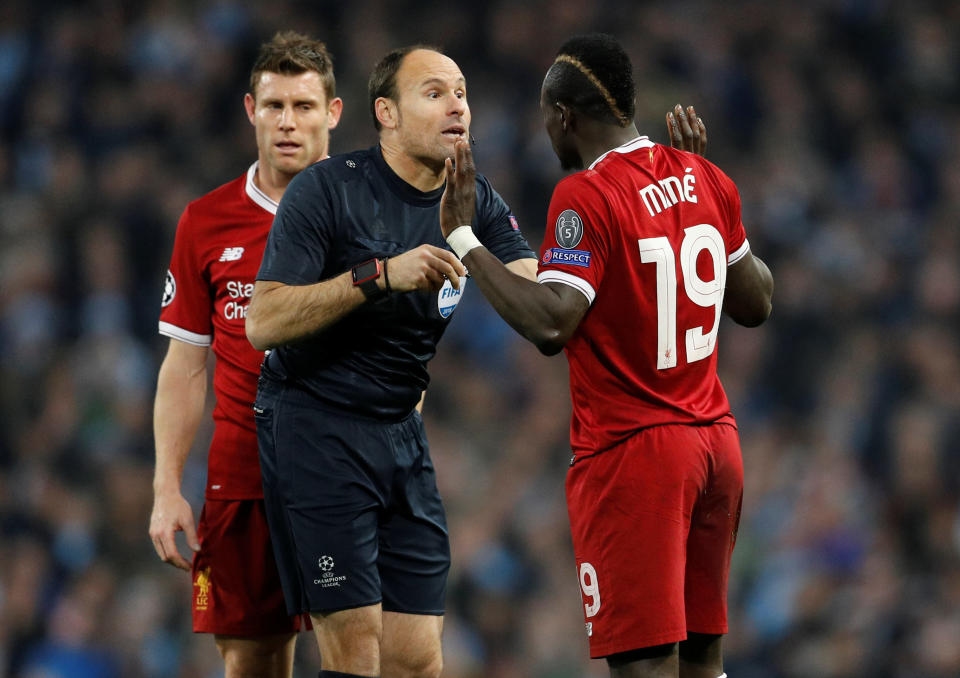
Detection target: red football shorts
<box><xmin>565</xmin><ymin>422</ymin><xmax>743</xmax><ymax>657</ymax></box>
<box><xmin>191</xmin><ymin>499</ymin><xmax>310</xmax><ymax>635</ymax></box>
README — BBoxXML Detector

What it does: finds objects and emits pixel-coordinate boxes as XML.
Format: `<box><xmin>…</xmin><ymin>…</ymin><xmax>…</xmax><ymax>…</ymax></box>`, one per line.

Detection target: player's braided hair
<box><xmin>548</xmin><ymin>34</ymin><xmax>635</xmax><ymax>127</ymax></box>
<box><xmin>250</xmin><ymin>31</ymin><xmax>336</xmax><ymax>102</ymax></box>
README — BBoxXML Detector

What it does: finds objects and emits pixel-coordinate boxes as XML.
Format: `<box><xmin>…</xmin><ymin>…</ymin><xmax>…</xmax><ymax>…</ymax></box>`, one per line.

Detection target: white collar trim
<box><xmin>588</xmin><ymin>136</ymin><xmax>656</xmax><ymax>170</ymax></box>
<box><xmin>245</xmin><ymin>161</ymin><xmax>279</xmax><ymax>215</ymax></box>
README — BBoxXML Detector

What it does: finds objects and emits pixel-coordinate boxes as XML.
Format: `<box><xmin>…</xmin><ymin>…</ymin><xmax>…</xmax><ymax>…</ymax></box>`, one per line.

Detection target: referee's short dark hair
<box><xmin>368</xmin><ymin>44</ymin><xmax>444</xmax><ymax>131</ymax></box>
<box><xmin>546</xmin><ymin>34</ymin><xmax>635</xmax><ymax>127</ymax></box>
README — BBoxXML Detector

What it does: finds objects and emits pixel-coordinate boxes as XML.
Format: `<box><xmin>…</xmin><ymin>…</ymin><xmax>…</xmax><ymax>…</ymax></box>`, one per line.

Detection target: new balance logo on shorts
<box><xmin>219</xmin><ymin>247</ymin><xmax>245</xmax><ymax>262</ymax></box>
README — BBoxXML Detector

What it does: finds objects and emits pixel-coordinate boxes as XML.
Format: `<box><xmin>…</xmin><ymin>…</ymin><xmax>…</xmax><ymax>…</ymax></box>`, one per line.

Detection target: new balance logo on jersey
<box><xmin>639</xmin><ymin>168</ymin><xmax>698</xmax><ymax>217</ymax></box>
<box><xmin>219</xmin><ymin>247</ymin><xmax>245</xmax><ymax>262</ymax></box>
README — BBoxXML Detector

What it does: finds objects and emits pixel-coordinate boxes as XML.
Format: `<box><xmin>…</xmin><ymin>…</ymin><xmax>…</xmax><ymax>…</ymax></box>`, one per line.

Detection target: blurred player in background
<box><xmin>148</xmin><ymin>31</ymin><xmax>342</xmax><ymax>678</ymax></box>
<box><xmin>439</xmin><ymin>33</ymin><xmax>773</xmax><ymax>678</ymax></box>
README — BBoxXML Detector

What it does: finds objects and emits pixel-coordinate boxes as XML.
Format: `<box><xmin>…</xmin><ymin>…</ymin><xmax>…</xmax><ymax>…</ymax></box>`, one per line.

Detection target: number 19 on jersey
<box><xmin>638</xmin><ymin>223</ymin><xmax>726</xmax><ymax>370</ymax></box>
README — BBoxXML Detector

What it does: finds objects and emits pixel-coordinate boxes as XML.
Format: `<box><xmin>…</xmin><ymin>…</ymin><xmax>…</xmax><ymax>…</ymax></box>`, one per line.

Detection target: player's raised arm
<box><xmin>440</xmin><ymin>140</ymin><xmax>587</xmax><ymax>355</ymax></box>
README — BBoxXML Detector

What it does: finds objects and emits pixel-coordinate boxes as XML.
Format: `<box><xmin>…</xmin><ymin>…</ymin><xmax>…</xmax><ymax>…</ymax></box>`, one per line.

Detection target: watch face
<box><xmin>352</xmin><ymin>259</ymin><xmax>380</xmax><ymax>284</ymax></box>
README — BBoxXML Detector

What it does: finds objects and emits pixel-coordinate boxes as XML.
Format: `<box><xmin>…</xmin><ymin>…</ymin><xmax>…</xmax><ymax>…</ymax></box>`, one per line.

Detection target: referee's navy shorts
<box><xmin>254</xmin><ymin>380</ymin><xmax>450</xmax><ymax>616</ymax></box>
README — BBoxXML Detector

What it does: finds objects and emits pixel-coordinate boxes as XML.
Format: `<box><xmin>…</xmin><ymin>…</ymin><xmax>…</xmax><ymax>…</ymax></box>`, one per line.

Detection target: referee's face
<box><xmin>391</xmin><ymin>49</ymin><xmax>471</xmax><ymax>169</ymax></box>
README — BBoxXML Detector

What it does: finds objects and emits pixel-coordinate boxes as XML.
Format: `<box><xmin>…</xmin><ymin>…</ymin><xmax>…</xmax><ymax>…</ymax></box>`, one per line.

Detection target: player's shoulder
<box><xmin>179</xmin><ymin>170</ymin><xmax>252</xmax><ymax>231</ymax></box>
<box><xmin>658</xmin><ymin>144</ymin><xmax>734</xmax><ymax>186</ymax></box>
<box><xmin>186</xmin><ymin>172</ymin><xmax>247</xmax><ymax>212</ymax></box>
<box><xmin>552</xmin><ymin>167</ymin><xmax>608</xmax><ymax>208</ymax></box>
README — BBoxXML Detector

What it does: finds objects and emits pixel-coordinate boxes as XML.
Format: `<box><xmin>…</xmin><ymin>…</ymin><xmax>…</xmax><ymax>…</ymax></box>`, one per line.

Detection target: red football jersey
<box><xmin>159</xmin><ymin>163</ymin><xmax>276</xmax><ymax>499</ymax></box>
<box><xmin>538</xmin><ymin>137</ymin><xmax>749</xmax><ymax>456</ymax></box>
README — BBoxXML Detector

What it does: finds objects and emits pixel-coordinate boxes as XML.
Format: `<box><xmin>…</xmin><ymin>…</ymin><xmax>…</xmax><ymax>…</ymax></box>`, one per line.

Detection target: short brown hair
<box><xmin>249</xmin><ymin>31</ymin><xmax>335</xmax><ymax>102</ymax></box>
<box><xmin>368</xmin><ymin>44</ymin><xmax>442</xmax><ymax>131</ymax></box>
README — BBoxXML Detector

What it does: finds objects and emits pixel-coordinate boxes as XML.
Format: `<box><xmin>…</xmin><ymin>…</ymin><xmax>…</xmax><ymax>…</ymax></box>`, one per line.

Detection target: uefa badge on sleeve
<box><xmin>555</xmin><ymin>209</ymin><xmax>584</xmax><ymax>249</ymax></box>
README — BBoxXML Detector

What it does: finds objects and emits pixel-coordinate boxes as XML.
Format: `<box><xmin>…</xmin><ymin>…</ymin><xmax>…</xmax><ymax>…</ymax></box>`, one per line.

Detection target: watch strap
<box><xmin>352</xmin><ymin>258</ymin><xmax>389</xmax><ymax>302</ymax></box>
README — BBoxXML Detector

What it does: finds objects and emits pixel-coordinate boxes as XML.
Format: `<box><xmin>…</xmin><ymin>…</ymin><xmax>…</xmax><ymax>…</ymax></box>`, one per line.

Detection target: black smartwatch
<box><xmin>352</xmin><ymin>258</ymin><xmax>390</xmax><ymax>302</ymax></box>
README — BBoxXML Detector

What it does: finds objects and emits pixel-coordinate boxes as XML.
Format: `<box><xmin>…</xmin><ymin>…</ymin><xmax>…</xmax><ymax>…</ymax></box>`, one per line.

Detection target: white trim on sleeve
<box><xmin>727</xmin><ymin>239</ymin><xmax>750</xmax><ymax>265</ymax></box>
<box><xmin>538</xmin><ymin>270</ymin><xmax>596</xmax><ymax>305</ymax></box>
<box><xmin>245</xmin><ymin>162</ymin><xmax>279</xmax><ymax>215</ymax></box>
<box><xmin>159</xmin><ymin>321</ymin><xmax>212</xmax><ymax>347</ymax></box>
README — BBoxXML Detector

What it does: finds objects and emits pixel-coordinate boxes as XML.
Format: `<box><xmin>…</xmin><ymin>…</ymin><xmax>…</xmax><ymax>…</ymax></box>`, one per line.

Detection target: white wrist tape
<box><xmin>446</xmin><ymin>225</ymin><xmax>483</xmax><ymax>259</ymax></box>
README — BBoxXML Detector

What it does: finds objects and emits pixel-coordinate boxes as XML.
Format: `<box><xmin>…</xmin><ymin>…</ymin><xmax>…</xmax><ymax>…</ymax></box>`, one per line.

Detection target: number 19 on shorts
<box><xmin>638</xmin><ymin>223</ymin><xmax>727</xmax><ymax>370</ymax></box>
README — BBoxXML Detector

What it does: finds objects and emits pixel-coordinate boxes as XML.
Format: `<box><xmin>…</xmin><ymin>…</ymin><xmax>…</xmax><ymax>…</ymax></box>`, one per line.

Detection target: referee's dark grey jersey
<box><xmin>256</xmin><ymin>145</ymin><xmax>535</xmax><ymax>420</ymax></box>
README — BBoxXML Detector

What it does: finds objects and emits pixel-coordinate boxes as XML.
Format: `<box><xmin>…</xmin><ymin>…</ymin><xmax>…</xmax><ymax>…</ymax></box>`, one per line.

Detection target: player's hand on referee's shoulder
<box><xmin>666</xmin><ymin>104</ymin><xmax>707</xmax><ymax>156</ymax></box>
<box><xmin>388</xmin><ymin>245</ymin><xmax>466</xmax><ymax>292</ymax></box>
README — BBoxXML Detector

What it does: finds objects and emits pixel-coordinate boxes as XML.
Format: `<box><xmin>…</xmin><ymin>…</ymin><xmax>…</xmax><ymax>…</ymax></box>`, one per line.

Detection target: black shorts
<box><xmin>255</xmin><ymin>381</ymin><xmax>450</xmax><ymax>616</ymax></box>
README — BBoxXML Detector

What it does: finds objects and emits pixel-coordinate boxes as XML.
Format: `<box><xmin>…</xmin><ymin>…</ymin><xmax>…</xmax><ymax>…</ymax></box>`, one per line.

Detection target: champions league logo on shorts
<box><xmin>438</xmin><ymin>277</ymin><xmax>467</xmax><ymax>318</ymax></box>
<box><xmin>315</xmin><ymin>555</ymin><xmax>347</xmax><ymax>587</ymax></box>
<box><xmin>162</xmin><ymin>270</ymin><xmax>176</xmax><ymax>307</ymax></box>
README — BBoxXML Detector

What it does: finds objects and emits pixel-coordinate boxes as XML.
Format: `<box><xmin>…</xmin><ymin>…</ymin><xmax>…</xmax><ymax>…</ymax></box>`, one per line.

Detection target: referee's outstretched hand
<box><xmin>666</xmin><ymin>104</ymin><xmax>707</xmax><ymax>156</ymax></box>
<box><xmin>387</xmin><ymin>244</ymin><xmax>466</xmax><ymax>292</ymax></box>
<box><xmin>439</xmin><ymin>139</ymin><xmax>476</xmax><ymax>239</ymax></box>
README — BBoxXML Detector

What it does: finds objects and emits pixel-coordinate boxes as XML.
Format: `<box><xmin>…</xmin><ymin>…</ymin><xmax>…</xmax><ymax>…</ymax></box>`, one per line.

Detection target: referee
<box><xmin>245</xmin><ymin>45</ymin><xmax>538</xmax><ymax>678</ymax></box>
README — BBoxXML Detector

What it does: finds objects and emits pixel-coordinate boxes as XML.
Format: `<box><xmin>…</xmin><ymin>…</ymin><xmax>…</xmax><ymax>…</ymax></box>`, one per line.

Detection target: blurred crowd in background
<box><xmin>1</xmin><ymin>1</ymin><xmax>959</xmax><ymax>677</ymax></box>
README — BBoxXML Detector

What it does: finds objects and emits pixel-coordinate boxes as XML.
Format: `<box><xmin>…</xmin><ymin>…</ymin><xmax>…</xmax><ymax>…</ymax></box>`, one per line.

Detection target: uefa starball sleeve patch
<box><xmin>543</xmin><ymin>208</ymin><xmax>591</xmax><ymax>268</ymax></box>
<box><xmin>162</xmin><ymin>270</ymin><xmax>176</xmax><ymax>307</ymax></box>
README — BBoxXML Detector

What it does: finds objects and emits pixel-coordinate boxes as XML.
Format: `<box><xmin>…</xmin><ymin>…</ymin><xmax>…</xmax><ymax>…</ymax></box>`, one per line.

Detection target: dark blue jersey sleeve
<box><xmin>257</xmin><ymin>166</ymin><xmax>335</xmax><ymax>285</ymax></box>
<box><xmin>473</xmin><ymin>174</ymin><xmax>536</xmax><ymax>264</ymax></box>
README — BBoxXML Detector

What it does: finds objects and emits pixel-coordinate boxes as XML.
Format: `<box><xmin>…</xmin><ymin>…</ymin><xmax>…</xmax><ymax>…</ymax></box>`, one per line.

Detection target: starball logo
<box><xmin>314</xmin><ymin>555</ymin><xmax>347</xmax><ymax>587</ymax></box>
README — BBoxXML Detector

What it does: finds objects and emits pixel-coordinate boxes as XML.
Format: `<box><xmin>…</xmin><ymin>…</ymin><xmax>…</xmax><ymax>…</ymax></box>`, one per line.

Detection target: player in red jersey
<box><xmin>148</xmin><ymin>32</ymin><xmax>342</xmax><ymax>678</ymax></box>
<box><xmin>439</xmin><ymin>34</ymin><xmax>772</xmax><ymax>678</ymax></box>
